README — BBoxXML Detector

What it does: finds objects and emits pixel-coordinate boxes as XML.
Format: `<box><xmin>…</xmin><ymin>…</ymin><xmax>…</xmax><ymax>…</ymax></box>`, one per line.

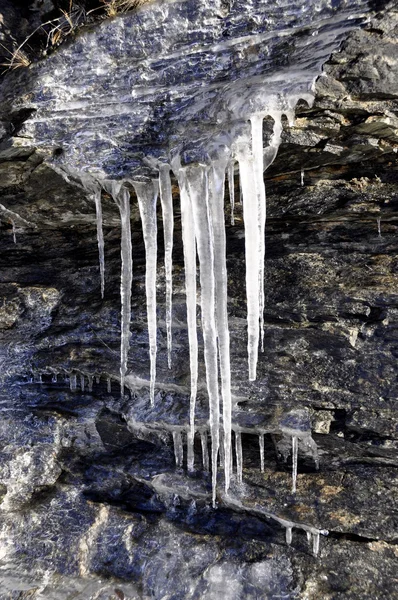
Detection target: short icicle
<box><xmin>70</xmin><ymin>373</ymin><xmax>77</xmax><ymax>391</ymax></box>
<box><xmin>259</xmin><ymin>433</ymin><xmax>265</xmax><ymax>473</ymax></box>
<box><xmin>292</xmin><ymin>435</ymin><xmax>298</xmax><ymax>493</ymax></box>
<box><xmin>187</xmin><ymin>427</ymin><xmax>195</xmax><ymax>473</ymax></box>
<box><xmin>159</xmin><ymin>165</ymin><xmax>174</xmax><ymax>370</ymax></box>
<box><xmin>208</xmin><ymin>159</ymin><xmax>232</xmax><ymax>493</ymax></box>
<box><xmin>94</xmin><ymin>186</ymin><xmax>106</xmax><ymax>299</ymax></box>
<box><xmin>227</xmin><ymin>160</ymin><xmax>235</xmax><ymax>226</ymax></box>
<box><xmin>11</xmin><ymin>220</ymin><xmax>16</xmax><ymax>244</ymax></box>
<box><xmin>286</xmin><ymin>526</ymin><xmax>293</xmax><ymax>545</ymax></box>
<box><xmin>235</xmin><ymin>430</ymin><xmax>243</xmax><ymax>485</ymax></box>
<box><xmin>178</xmin><ymin>171</ymin><xmax>198</xmax><ymax>468</ymax></box>
<box><xmin>201</xmin><ymin>430</ymin><xmax>209</xmax><ymax>472</ymax></box>
<box><xmin>88</xmin><ymin>375</ymin><xmax>93</xmax><ymax>393</ymax></box>
<box><xmin>80</xmin><ymin>374</ymin><xmax>85</xmax><ymax>392</ymax></box>
<box><xmin>313</xmin><ymin>531</ymin><xmax>320</xmax><ymax>557</ymax></box>
<box><xmin>134</xmin><ymin>180</ymin><xmax>159</xmax><ymax>406</ymax></box>
<box><xmin>172</xmin><ymin>430</ymin><xmax>184</xmax><ymax>468</ymax></box>
<box><xmin>184</xmin><ymin>164</ymin><xmax>220</xmax><ymax>507</ymax></box>
<box><xmin>111</xmin><ymin>184</ymin><xmax>133</xmax><ymax>395</ymax></box>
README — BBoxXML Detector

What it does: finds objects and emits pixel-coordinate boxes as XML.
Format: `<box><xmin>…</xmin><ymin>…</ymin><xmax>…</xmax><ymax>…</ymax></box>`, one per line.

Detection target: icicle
<box><xmin>227</xmin><ymin>160</ymin><xmax>235</xmax><ymax>225</ymax></box>
<box><xmin>70</xmin><ymin>373</ymin><xmax>77</xmax><ymax>391</ymax></box>
<box><xmin>238</xmin><ymin>150</ymin><xmax>260</xmax><ymax>380</ymax></box>
<box><xmin>178</xmin><ymin>172</ymin><xmax>198</xmax><ymax>454</ymax></box>
<box><xmin>259</xmin><ymin>433</ymin><xmax>265</xmax><ymax>473</ymax></box>
<box><xmin>94</xmin><ymin>187</ymin><xmax>105</xmax><ymax>299</ymax></box>
<box><xmin>208</xmin><ymin>159</ymin><xmax>232</xmax><ymax>492</ymax></box>
<box><xmin>201</xmin><ymin>430</ymin><xmax>209</xmax><ymax>472</ymax></box>
<box><xmin>159</xmin><ymin>165</ymin><xmax>174</xmax><ymax>369</ymax></box>
<box><xmin>184</xmin><ymin>165</ymin><xmax>220</xmax><ymax>507</ymax></box>
<box><xmin>11</xmin><ymin>220</ymin><xmax>16</xmax><ymax>244</ymax></box>
<box><xmin>134</xmin><ymin>180</ymin><xmax>159</xmax><ymax>406</ymax></box>
<box><xmin>187</xmin><ymin>428</ymin><xmax>195</xmax><ymax>473</ymax></box>
<box><xmin>107</xmin><ymin>376</ymin><xmax>111</xmax><ymax>393</ymax></box>
<box><xmin>172</xmin><ymin>430</ymin><xmax>184</xmax><ymax>468</ymax></box>
<box><xmin>377</xmin><ymin>217</ymin><xmax>382</xmax><ymax>238</ymax></box>
<box><xmin>292</xmin><ymin>435</ymin><xmax>298</xmax><ymax>493</ymax></box>
<box><xmin>51</xmin><ymin>373</ymin><xmax>57</xmax><ymax>384</ymax></box>
<box><xmin>286</xmin><ymin>526</ymin><xmax>293</xmax><ymax>545</ymax></box>
<box><xmin>250</xmin><ymin>115</ymin><xmax>266</xmax><ymax>355</ymax></box>
<box><xmin>306</xmin><ymin>531</ymin><xmax>312</xmax><ymax>546</ymax></box>
<box><xmin>312</xmin><ymin>532</ymin><xmax>320</xmax><ymax>557</ymax></box>
<box><xmin>219</xmin><ymin>429</ymin><xmax>225</xmax><ymax>467</ymax></box>
<box><xmin>95</xmin><ymin>375</ymin><xmax>100</xmax><ymax>384</ymax></box>
<box><xmin>112</xmin><ymin>185</ymin><xmax>133</xmax><ymax>394</ymax></box>
<box><xmin>88</xmin><ymin>375</ymin><xmax>93</xmax><ymax>393</ymax></box>
<box><xmin>301</xmin><ymin>169</ymin><xmax>304</xmax><ymax>187</ymax></box>
<box><xmin>235</xmin><ymin>430</ymin><xmax>243</xmax><ymax>485</ymax></box>
<box><xmin>38</xmin><ymin>373</ymin><xmax>43</xmax><ymax>384</ymax></box>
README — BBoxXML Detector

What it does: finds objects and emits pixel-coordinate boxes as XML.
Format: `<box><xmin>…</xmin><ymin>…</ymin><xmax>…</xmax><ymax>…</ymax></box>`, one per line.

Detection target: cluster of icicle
<box><xmin>80</xmin><ymin>99</ymin><xmax>327</xmax><ymax>553</ymax></box>
<box><xmin>85</xmin><ymin>108</ymin><xmax>287</xmax><ymax>505</ymax></box>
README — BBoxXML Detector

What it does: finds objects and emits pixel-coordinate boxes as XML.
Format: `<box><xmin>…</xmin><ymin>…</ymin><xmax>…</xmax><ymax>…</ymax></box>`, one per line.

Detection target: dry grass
<box><xmin>101</xmin><ymin>0</ymin><xmax>154</xmax><ymax>17</ymax></box>
<box><xmin>0</xmin><ymin>0</ymin><xmax>155</xmax><ymax>72</ymax></box>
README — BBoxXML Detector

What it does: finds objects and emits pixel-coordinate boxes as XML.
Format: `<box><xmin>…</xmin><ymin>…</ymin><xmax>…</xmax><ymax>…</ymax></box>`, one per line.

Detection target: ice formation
<box><xmin>93</xmin><ymin>186</ymin><xmax>105</xmax><ymax>299</ymax></box>
<box><xmin>134</xmin><ymin>180</ymin><xmax>159</xmax><ymax>406</ymax></box>
<box><xmin>158</xmin><ymin>165</ymin><xmax>174</xmax><ymax>370</ymax></box>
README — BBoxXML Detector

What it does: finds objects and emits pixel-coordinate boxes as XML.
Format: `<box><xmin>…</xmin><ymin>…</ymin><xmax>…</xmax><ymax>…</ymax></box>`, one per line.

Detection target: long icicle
<box><xmin>112</xmin><ymin>185</ymin><xmax>133</xmax><ymax>395</ymax></box>
<box><xmin>159</xmin><ymin>165</ymin><xmax>174</xmax><ymax>369</ymax></box>
<box><xmin>227</xmin><ymin>160</ymin><xmax>235</xmax><ymax>226</ymax></box>
<box><xmin>179</xmin><ymin>172</ymin><xmax>198</xmax><ymax>471</ymax></box>
<box><xmin>208</xmin><ymin>159</ymin><xmax>232</xmax><ymax>493</ymax></box>
<box><xmin>184</xmin><ymin>164</ymin><xmax>220</xmax><ymax>507</ymax></box>
<box><xmin>238</xmin><ymin>149</ymin><xmax>260</xmax><ymax>381</ymax></box>
<box><xmin>134</xmin><ymin>180</ymin><xmax>159</xmax><ymax>406</ymax></box>
<box><xmin>250</xmin><ymin>115</ymin><xmax>266</xmax><ymax>353</ymax></box>
<box><xmin>94</xmin><ymin>186</ymin><xmax>106</xmax><ymax>299</ymax></box>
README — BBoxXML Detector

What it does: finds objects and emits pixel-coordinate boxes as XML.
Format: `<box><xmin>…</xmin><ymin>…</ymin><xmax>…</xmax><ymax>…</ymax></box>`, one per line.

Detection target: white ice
<box><xmin>134</xmin><ymin>180</ymin><xmax>159</xmax><ymax>406</ymax></box>
<box><xmin>159</xmin><ymin>165</ymin><xmax>174</xmax><ymax>369</ymax></box>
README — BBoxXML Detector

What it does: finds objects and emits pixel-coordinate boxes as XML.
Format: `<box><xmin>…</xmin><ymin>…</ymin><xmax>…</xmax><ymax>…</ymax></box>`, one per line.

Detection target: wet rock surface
<box><xmin>0</xmin><ymin>0</ymin><xmax>397</xmax><ymax>599</ymax></box>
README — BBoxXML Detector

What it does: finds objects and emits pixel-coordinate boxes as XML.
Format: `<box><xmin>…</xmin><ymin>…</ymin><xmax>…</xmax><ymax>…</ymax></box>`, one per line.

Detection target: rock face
<box><xmin>0</xmin><ymin>1</ymin><xmax>397</xmax><ymax>599</ymax></box>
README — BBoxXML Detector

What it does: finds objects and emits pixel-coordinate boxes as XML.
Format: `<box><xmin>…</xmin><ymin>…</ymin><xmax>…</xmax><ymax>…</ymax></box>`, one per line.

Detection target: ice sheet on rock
<box><xmin>159</xmin><ymin>165</ymin><xmax>174</xmax><ymax>370</ymax></box>
<box><xmin>208</xmin><ymin>159</ymin><xmax>232</xmax><ymax>492</ymax></box>
<box><xmin>134</xmin><ymin>180</ymin><xmax>159</xmax><ymax>406</ymax></box>
<box><xmin>111</xmin><ymin>184</ymin><xmax>133</xmax><ymax>394</ymax></box>
<box><xmin>177</xmin><ymin>171</ymin><xmax>198</xmax><ymax>453</ymax></box>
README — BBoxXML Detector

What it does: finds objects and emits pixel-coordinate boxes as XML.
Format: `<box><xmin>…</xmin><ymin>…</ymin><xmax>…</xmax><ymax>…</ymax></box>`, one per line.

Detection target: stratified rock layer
<box><xmin>0</xmin><ymin>1</ymin><xmax>397</xmax><ymax>599</ymax></box>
